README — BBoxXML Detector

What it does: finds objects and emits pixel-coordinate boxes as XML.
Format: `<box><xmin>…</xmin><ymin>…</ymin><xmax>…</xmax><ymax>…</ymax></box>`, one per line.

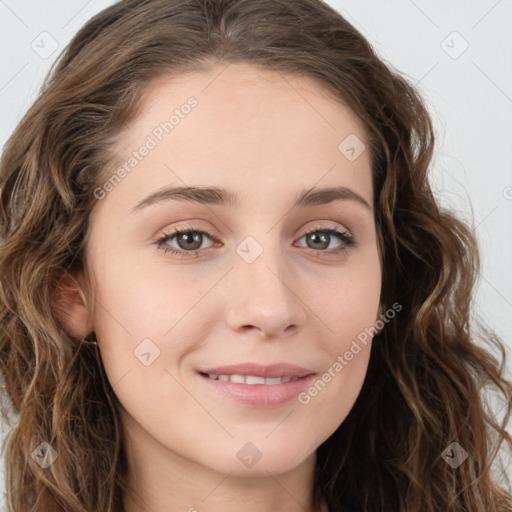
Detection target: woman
<box><xmin>0</xmin><ymin>0</ymin><xmax>510</xmax><ymax>511</ymax></box>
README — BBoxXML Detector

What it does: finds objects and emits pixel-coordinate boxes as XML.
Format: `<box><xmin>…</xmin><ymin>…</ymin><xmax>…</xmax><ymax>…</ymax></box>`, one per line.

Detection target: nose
<box><xmin>225</xmin><ymin>246</ymin><xmax>307</xmax><ymax>340</ymax></box>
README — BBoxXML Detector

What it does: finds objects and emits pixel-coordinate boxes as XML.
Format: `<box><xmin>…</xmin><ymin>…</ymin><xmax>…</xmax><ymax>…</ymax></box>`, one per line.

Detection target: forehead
<box><xmin>98</xmin><ymin>62</ymin><xmax>373</xmax><ymax>215</ymax></box>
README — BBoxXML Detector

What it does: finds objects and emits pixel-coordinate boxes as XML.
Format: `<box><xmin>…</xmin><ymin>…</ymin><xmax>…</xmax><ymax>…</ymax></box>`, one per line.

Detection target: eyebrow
<box><xmin>130</xmin><ymin>184</ymin><xmax>372</xmax><ymax>213</ymax></box>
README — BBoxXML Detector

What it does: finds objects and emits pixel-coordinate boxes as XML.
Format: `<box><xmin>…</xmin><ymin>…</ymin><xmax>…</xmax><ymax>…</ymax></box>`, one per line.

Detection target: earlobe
<box><xmin>51</xmin><ymin>271</ymin><xmax>92</xmax><ymax>339</ymax></box>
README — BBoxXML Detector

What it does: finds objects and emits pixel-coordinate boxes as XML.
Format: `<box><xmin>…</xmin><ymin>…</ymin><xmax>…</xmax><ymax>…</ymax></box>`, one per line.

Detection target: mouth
<box><xmin>196</xmin><ymin>363</ymin><xmax>316</xmax><ymax>408</ymax></box>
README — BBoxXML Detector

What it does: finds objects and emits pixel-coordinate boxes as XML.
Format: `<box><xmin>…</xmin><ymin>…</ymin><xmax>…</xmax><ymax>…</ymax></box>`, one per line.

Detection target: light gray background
<box><xmin>1</xmin><ymin>0</ymin><xmax>511</xmax><ymax>506</ymax></box>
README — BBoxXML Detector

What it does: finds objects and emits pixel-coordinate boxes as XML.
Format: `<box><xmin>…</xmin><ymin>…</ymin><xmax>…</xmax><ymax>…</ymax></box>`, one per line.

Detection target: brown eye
<box><xmin>296</xmin><ymin>227</ymin><xmax>355</xmax><ymax>253</ymax></box>
<box><xmin>156</xmin><ymin>228</ymin><xmax>216</xmax><ymax>257</ymax></box>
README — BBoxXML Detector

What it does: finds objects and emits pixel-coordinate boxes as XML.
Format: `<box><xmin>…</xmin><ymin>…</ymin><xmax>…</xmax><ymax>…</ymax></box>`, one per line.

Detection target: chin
<box><xmin>200</xmin><ymin>437</ymin><xmax>316</xmax><ymax>477</ymax></box>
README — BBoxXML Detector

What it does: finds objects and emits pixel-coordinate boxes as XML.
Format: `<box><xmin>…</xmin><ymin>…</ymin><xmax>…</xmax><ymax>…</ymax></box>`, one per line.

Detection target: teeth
<box><xmin>246</xmin><ymin>375</ymin><xmax>265</xmax><ymax>385</ymax></box>
<box><xmin>206</xmin><ymin>373</ymin><xmax>299</xmax><ymax>384</ymax></box>
<box><xmin>264</xmin><ymin>377</ymin><xmax>282</xmax><ymax>385</ymax></box>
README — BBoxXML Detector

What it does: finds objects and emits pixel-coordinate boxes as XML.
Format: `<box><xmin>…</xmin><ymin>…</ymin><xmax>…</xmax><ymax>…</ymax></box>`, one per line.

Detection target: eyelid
<box><xmin>299</xmin><ymin>221</ymin><xmax>352</xmax><ymax>238</ymax></box>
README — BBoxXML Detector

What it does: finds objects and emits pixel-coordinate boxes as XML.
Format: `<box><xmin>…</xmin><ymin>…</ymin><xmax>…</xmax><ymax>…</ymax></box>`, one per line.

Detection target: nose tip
<box><xmin>225</xmin><ymin>262</ymin><xmax>307</xmax><ymax>340</ymax></box>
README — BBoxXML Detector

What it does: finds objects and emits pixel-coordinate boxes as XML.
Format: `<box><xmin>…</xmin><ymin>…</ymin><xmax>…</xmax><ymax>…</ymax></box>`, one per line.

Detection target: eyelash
<box><xmin>155</xmin><ymin>223</ymin><xmax>356</xmax><ymax>259</ymax></box>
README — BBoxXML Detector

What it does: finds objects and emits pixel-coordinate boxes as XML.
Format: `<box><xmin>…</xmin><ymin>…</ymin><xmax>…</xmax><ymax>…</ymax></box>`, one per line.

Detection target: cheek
<box><xmin>298</xmin><ymin>257</ymin><xmax>380</xmax><ymax>416</ymax></box>
<box><xmin>90</xmin><ymin>254</ymin><xmax>221</xmax><ymax>388</ymax></box>
<box><xmin>312</xmin><ymin>256</ymin><xmax>382</xmax><ymax>347</ymax></box>
<box><xmin>296</xmin><ymin>273</ymin><xmax>379</xmax><ymax>441</ymax></box>
<box><xmin>92</xmin><ymin>250</ymin><xmax>205</xmax><ymax>336</ymax></box>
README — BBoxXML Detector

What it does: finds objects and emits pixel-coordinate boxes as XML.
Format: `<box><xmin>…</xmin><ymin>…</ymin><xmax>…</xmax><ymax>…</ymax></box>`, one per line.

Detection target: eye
<box><xmin>294</xmin><ymin>224</ymin><xmax>355</xmax><ymax>255</ymax></box>
<box><xmin>155</xmin><ymin>226</ymin><xmax>216</xmax><ymax>258</ymax></box>
<box><xmin>154</xmin><ymin>223</ymin><xmax>356</xmax><ymax>258</ymax></box>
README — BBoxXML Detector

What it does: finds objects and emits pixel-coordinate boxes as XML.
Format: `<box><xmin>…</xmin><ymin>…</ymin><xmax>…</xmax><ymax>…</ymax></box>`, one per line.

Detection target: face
<box><xmin>78</xmin><ymin>62</ymin><xmax>382</xmax><ymax>478</ymax></box>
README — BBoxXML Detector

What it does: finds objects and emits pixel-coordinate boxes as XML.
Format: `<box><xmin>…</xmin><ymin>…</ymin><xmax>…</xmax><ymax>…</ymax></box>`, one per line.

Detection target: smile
<box><xmin>197</xmin><ymin>371</ymin><xmax>316</xmax><ymax>408</ymax></box>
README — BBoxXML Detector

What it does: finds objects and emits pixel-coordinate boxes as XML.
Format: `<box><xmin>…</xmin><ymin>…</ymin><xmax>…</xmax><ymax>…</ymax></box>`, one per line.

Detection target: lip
<box><xmin>198</xmin><ymin>362</ymin><xmax>315</xmax><ymax>379</ymax></box>
<box><xmin>197</xmin><ymin>362</ymin><xmax>316</xmax><ymax>408</ymax></box>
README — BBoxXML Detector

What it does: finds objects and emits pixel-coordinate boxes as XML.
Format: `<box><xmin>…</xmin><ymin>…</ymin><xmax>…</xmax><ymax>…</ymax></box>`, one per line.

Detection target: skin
<box><xmin>59</xmin><ymin>62</ymin><xmax>382</xmax><ymax>512</ymax></box>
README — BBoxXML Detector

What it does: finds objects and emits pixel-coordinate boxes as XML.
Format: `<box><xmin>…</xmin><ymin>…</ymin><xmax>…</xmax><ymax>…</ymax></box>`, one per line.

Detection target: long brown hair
<box><xmin>0</xmin><ymin>0</ymin><xmax>510</xmax><ymax>510</ymax></box>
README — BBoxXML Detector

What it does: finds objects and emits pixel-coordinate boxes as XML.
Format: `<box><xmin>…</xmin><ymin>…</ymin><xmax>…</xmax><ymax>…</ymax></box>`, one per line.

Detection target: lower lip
<box><xmin>198</xmin><ymin>373</ymin><xmax>316</xmax><ymax>408</ymax></box>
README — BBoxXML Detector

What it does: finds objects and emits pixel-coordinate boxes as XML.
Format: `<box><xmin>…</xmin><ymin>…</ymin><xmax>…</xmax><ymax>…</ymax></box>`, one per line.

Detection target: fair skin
<box><xmin>58</xmin><ymin>62</ymin><xmax>382</xmax><ymax>512</ymax></box>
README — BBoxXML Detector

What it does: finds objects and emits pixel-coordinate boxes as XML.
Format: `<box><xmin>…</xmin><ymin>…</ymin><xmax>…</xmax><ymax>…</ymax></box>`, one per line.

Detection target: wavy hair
<box><xmin>0</xmin><ymin>0</ymin><xmax>511</xmax><ymax>510</ymax></box>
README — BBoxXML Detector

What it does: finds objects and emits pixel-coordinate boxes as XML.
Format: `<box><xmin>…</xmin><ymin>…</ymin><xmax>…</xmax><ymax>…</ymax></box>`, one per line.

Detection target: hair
<box><xmin>0</xmin><ymin>0</ymin><xmax>510</xmax><ymax>510</ymax></box>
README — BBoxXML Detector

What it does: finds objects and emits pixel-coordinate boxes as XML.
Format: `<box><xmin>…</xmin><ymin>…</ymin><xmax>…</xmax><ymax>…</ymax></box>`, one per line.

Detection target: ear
<box><xmin>51</xmin><ymin>271</ymin><xmax>92</xmax><ymax>339</ymax></box>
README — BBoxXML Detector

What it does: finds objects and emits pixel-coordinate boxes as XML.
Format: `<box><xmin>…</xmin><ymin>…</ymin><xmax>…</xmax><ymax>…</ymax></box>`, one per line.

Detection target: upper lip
<box><xmin>198</xmin><ymin>363</ymin><xmax>315</xmax><ymax>379</ymax></box>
